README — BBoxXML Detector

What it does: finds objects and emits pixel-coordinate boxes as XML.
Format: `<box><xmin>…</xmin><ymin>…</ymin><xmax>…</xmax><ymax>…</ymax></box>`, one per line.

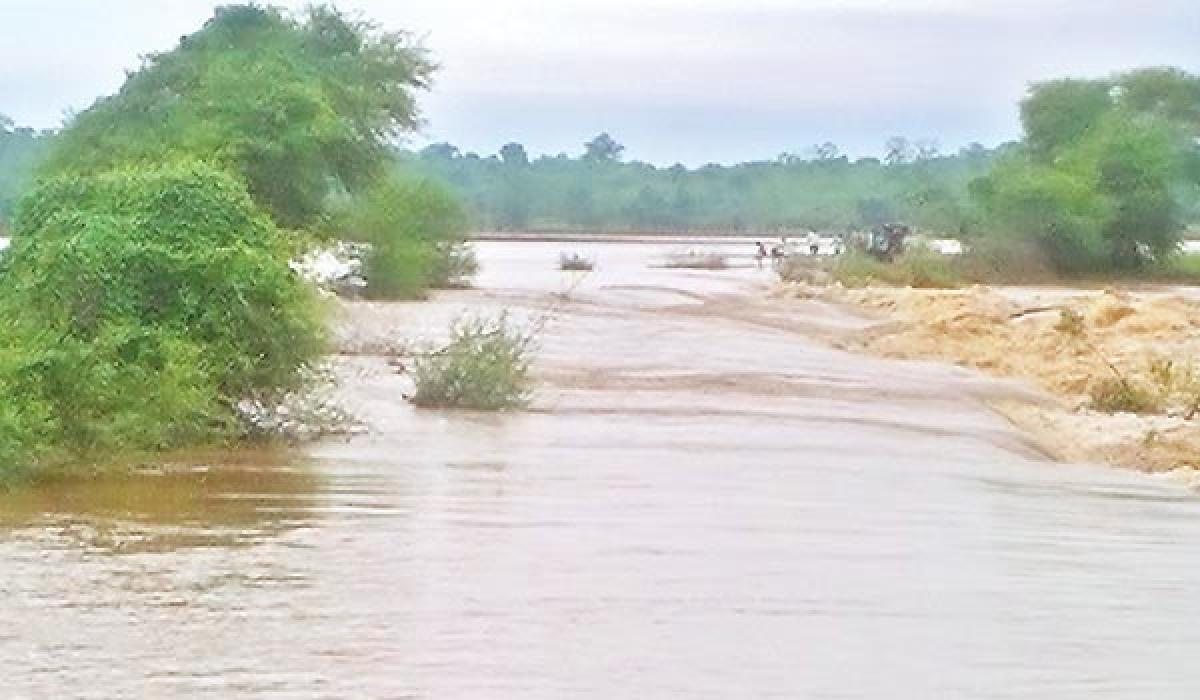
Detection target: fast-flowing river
<box><xmin>4</xmin><ymin>241</ymin><xmax>1200</xmax><ymax>698</ymax></box>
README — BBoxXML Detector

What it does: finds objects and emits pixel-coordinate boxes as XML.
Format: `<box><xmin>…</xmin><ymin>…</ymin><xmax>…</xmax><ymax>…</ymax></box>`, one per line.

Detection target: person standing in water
<box><xmin>754</xmin><ymin>241</ymin><xmax>768</xmax><ymax>269</ymax></box>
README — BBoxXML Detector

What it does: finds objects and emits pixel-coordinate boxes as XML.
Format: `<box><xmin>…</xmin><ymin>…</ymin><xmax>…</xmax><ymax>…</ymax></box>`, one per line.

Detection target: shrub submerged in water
<box><xmin>0</xmin><ymin>161</ymin><xmax>327</xmax><ymax>485</ymax></box>
<box><xmin>332</xmin><ymin>172</ymin><xmax>476</xmax><ymax>299</ymax></box>
<box><xmin>410</xmin><ymin>313</ymin><xmax>534</xmax><ymax>410</ymax></box>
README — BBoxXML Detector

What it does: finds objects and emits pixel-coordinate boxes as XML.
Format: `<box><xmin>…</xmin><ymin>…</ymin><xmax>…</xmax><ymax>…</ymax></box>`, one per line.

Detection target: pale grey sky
<box><xmin>1</xmin><ymin>0</ymin><xmax>1196</xmax><ymax>164</ymax></box>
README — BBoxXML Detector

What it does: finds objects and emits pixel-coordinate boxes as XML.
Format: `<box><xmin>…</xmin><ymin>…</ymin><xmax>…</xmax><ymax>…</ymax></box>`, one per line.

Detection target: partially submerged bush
<box><xmin>663</xmin><ymin>251</ymin><xmax>728</xmax><ymax>270</ymax></box>
<box><xmin>333</xmin><ymin>172</ymin><xmax>474</xmax><ymax>299</ymax></box>
<box><xmin>559</xmin><ymin>252</ymin><xmax>595</xmax><ymax>271</ymax></box>
<box><xmin>430</xmin><ymin>240</ymin><xmax>479</xmax><ymax>289</ymax></box>
<box><xmin>0</xmin><ymin>162</ymin><xmax>327</xmax><ymax>484</ymax></box>
<box><xmin>38</xmin><ymin>4</ymin><xmax>437</xmax><ymax>230</ymax></box>
<box><xmin>410</xmin><ymin>314</ymin><xmax>534</xmax><ymax>410</ymax></box>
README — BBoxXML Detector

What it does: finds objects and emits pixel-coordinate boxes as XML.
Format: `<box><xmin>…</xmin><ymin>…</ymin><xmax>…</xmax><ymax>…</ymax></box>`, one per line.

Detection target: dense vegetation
<box><xmin>408</xmin><ymin>134</ymin><xmax>1003</xmax><ymax>234</ymax></box>
<box><xmin>329</xmin><ymin>171</ymin><xmax>475</xmax><ymax>299</ymax></box>
<box><xmin>0</xmin><ymin>4</ymin><xmax>448</xmax><ymax>485</ymax></box>
<box><xmin>411</xmin><ymin>67</ymin><xmax>1199</xmax><ymax>277</ymax></box>
<box><xmin>0</xmin><ymin>117</ymin><xmax>51</xmax><ymax>229</ymax></box>
<box><xmin>410</xmin><ymin>314</ymin><xmax>534</xmax><ymax>410</ymax></box>
<box><xmin>0</xmin><ymin>163</ymin><xmax>326</xmax><ymax>484</ymax></box>
<box><xmin>41</xmin><ymin>4</ymin><xmax>435</xmax><ymax>230</ymax></box>
<box><xmin>971</xmin><ymin>67</ymin><xmax>1200</xmax><ymax>273</ymax></box>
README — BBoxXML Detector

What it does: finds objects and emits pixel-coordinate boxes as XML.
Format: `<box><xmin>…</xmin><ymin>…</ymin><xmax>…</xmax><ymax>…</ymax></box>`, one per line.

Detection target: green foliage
<box><xmin>819</xmin><ymin>248</ymin><xmax>961</xmax><ymax>289</ymax></box>
<box><xmin>1118</xmin><ymin>67</ymin><xmax>1200</xmax><ymax>133</ymax></box>
<box><xmin>410</xmin><ymin>314</ymin><xmax>534</xmax><ymax>410</ymax></box>
<box><xmin>405</xmin><ymin>69</ymin><xmax>1199</xmax><ymax>248</ymax></box>
<box><xmin>0</xmin><ymin>116</ymin><xmax>51</xmax><ymax>224</ymax></box>
<box><xmin>972</xmin><ymin>67</ymin><xmax>1200</xmax><ymax>275</ymax></box>
<box><xmin>1087</xmin><ymin>114</ymin><xmax>1179</xmax><ymax>266</ymax></box>
<box><xmin>1159</xmin><ymin>251</ymin><xmax>1200</xmax><ymax>281</ymax></box>
<box><xmin>584</xmin><ymin>132</ymin><xmax>625</xmax><ymax>162</ymax></box>
<box><xmin>331</xmin><ymin>172</ymin><xmax>473</xmax><ymax>298</ymax></box>
<box><xmin>8</xmin><ymin>162</ymin><xmax>327</xmax><ymax>395</ymax></box>
<box><xmin>0</xmin><ymin>163</ymin><xmax>327</xmax><ymax>484</ymax></box>
<box><xmin>412</xmin><ymin>134</ymin><xmax>1006</xmax><ymax>234</ymax></box>
<box><xmin>1020</xmin><ymin>79</ymin><xmax>1113</xmax><ymax>160</ymax></box>
<box><xmin>970</xmin><ymin>156</ymin><xmax>1109</xmax><ymax>273</ymax></box>
<box><xmin>428</xmin><ymin>240</ymin><xmax>479</xmax><ymax>289</ymax></box>
<box><xmin>40</xmin><ymin>4</ymin><xmax>434</xmax><ymax>228</ymax></box>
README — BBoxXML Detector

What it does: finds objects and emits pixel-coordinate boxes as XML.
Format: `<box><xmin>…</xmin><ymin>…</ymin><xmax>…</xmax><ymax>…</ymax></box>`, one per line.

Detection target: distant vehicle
<box><xmin>862</xmin><ymin>223</ymin><xmax>910</xmax><ymax>262</ymax></box>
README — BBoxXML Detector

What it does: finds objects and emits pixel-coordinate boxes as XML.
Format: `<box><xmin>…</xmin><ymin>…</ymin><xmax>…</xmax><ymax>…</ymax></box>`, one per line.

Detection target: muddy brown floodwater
<box><xmin>5</xmin><ymin>241</ymin><xmax>1200</xmax><ymax>698</ymax></box>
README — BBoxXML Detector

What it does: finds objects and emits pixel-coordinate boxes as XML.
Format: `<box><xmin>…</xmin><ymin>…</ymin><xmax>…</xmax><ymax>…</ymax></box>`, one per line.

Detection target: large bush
<box><xmin>332</xmin><ymin>172</ymin><xmax>475</xmax><ymax>299</ymax></box>
<box><xmin>0</xmin><ymin>162</ymin><xmax>327</xmax><ymax>484</ymax></box>
<box><xmin>410</xmin><ymin>314</ymin><xmax>534</xmax><ymax>410</ymax></box>
<box><xmin>969</xmin><ymin>157</ymin><xmax>1110</xmax><ymax>273</ymax></box>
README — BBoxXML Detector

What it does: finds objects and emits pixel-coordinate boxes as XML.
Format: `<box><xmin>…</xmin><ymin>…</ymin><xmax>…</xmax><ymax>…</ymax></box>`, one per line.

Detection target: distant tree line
<box><xmin>405</xmin><ymin>133</ymin><xmax>1009</xmax><ymax>234</ymax></box>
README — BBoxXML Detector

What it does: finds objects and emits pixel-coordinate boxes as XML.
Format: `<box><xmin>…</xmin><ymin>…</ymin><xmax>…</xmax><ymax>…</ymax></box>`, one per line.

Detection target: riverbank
<box><xmin>774</xmin><ymin>281</ymin><xmax>1200</xmax><ymax>476</ymax></box>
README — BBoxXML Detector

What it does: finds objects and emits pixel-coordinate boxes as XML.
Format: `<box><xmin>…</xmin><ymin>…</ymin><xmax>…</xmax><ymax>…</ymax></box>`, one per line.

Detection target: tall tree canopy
<box><xmin>974</xmin><ymin>67</ymin><xmax>1200</xmax><ymax>271</ymax></box>
<box><xmin>42</xmin><ymin>4</ymin><xmax>435</xmax><ymax>228</ymax></box>
<box><xmin>583</xmin><ymin>132</ymin><xmax>625</xmax><ymax>162</ymax></box>
<box><xmin>409</xmin><ymin>135</ymin><xmax>1007</xmax><ymax>233</ymax></box>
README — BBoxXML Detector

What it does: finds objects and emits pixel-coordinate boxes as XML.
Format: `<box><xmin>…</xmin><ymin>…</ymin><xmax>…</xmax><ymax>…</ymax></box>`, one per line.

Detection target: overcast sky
<box><xmin>1</xmin><ymin>0</ymin><xmax>1197</xmax><ymax>165</ymax></box>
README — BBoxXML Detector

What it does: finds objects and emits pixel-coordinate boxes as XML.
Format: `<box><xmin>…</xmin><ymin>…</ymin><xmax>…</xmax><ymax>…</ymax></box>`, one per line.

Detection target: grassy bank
<box><xmin>780</xmin><ymin>244</ymin><xmax>1200</xmax><ymax>290</ymax></box>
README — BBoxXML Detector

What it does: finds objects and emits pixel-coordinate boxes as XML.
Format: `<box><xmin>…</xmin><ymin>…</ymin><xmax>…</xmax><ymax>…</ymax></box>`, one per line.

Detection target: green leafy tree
<box><xmin>41</xmin><ymin>4</ymin><xmax>435</xmax><ymax>228</ymax></box>
<box><xmin>583</xmin><ymin>132</ymin><xmax>625</xmax><ymax>162</ymax></box>
<box><xmin>974</xmin><ymin>67</ymin><xmax>1199</xmax><ymax>272</ymax></box>
<box><xmin>1019</xmin><ymin>78</ymin><xmax>1113</xmax><ymax>161</ymax></box>
<box><xmin>1086</xmin><ymin>114</ymin><xmax>1180</xmax><ymax>266</ymax></box>
<box><xmin>408</xmin><ymin>135</ymin><xmax>996</xmax><ymax>234</ymax></box>
<box><xmin>499</xmin><ymin>142</ymin><xmax>530</xmax><ymax>167</ymax></box>
<box><xmin>1115</xmin><ymin>67</ymin><xmax>1200</xmax><ymax>132</ymax></box>
<box><xmin>970</xmin><ymin>157</ymin><xmax>1109</xmax><ymax>272</ymax></box>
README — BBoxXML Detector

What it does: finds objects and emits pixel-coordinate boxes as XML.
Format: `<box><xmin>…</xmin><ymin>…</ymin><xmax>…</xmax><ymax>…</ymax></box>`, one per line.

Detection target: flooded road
<box><xmin>4</xmin><ymin>241</ymin><xmax>1200</xmax><ymax>698</ymax></box>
